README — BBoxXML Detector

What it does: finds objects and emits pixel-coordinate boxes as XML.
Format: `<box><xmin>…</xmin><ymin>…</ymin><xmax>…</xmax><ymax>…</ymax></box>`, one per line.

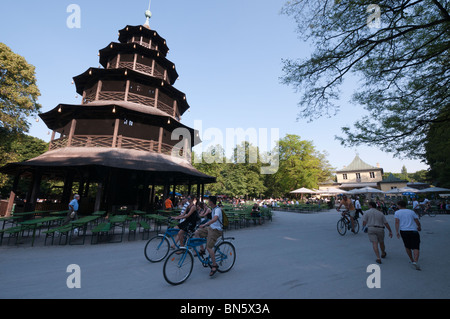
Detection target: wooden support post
<box><xmin>158</xmin><ymin>127</ymin><xmax>163</xmax><ymax>153</ymax></box>
<box><xmin>49</xmin><ymin>131</ymin><xmax>56</xmax><ymax>151</ymax></box>
<box><xmin>67</xmin><ymin>119</ymin><xmax>77</xmax><ymax>147</ymax></box>
<box><xmin>112</xmin><ymin>118</ymin><xmax>120</xmax><ymax>147</ymax></box>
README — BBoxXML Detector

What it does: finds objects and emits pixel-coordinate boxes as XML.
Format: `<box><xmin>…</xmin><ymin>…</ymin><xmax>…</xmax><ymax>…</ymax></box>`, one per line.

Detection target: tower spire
<box><xmin>144</xmin><ymin>0</ymin><xmax>152</xmax><ymax>28</ymax></box>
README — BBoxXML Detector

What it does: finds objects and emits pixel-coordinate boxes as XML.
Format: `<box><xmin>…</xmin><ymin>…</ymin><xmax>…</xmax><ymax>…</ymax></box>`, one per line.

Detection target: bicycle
<box><xmin>336</xmin><ymin>210</ymin><xmax>359</xmax><ymax>236</ymax></box>
<box><xmin>144</xmin><ymin>219</ymin><xmax>182</xmax><ymax>262</ymax></box>
<box><xmin>415</xmin><ymin>204</ymin><xmax>436</xmax><ymax>219</ymax></box>
<box><xmin>163</xmin><ymin>231</ymin><xmax>236</xmax><ymax>285</ymax></box>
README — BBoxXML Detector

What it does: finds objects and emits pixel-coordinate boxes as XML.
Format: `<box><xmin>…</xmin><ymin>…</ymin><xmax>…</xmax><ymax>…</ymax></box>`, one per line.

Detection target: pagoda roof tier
<box><xmin>73</xmin><ymin>67</ymin><xmax>190</xmax><ymax>115</ymax></box>
<box><xmin>99</xmin><ymin>42</ymin><xmax>179</xmax><ymax>85</ymax></box>
<box><xmin>118</xmin><ymin>25</ymin><xmax>169</xmax><ymax>57</ymax></box>
<box><xmin>39</xmin><ymin>102</ymin><xmax>202</xmax><ymax>147</ymax></box>
<box><xmin>0</xmin><ymin>147</ymin><xmax>216</xmax><ymax>185</ymax></box>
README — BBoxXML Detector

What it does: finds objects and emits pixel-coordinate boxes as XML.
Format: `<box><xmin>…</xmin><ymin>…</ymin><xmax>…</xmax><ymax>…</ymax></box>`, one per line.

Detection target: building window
<box><xmin>356</xmin><ymin>173</ymin><xmax>361</xmax><ymax>179</ymax></box>
<box><xmin>370</xmin><ymin>172</ymin><xmax>375</xmax><ymax>178</ymax></box>
<box><xmin>343</xmin><ymin>174</ymin><xmax>348</xmax><ymax>180</ymax></box>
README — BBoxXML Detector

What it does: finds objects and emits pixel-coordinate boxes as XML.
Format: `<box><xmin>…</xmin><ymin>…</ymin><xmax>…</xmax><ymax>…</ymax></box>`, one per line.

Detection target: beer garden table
<box><xmin>108</xmin><ymin>215</ymin><xmax>127</xmax><ymax>242</ymax></box>
<box><xmin>19</xmin><ymin>216</ymin><xmax>65</xmax><ymax>246</ymax></box>
<box><xmin>69</xmin><ymin>216</ymin><xmax>100</xmax><ymax>245</ymax></box>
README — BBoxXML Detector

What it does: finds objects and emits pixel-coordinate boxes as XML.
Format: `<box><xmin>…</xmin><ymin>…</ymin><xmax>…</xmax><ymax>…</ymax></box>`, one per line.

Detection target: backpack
<box><xmin>215</xmin><ymin>207</ymin><xmax>228</xmax><ymax>229</ymax></box>
<box><xmin>221</xmin><ymin>208</ymin><xmax>229</xmax><ymax>228</ymax></box>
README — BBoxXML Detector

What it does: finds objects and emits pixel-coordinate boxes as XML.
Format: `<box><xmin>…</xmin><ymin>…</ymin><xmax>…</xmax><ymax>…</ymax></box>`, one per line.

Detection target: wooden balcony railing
<box><xmin>49</xmin><ymin>135</ymin><xmax>191</xmax><ymax>162</ymax></box>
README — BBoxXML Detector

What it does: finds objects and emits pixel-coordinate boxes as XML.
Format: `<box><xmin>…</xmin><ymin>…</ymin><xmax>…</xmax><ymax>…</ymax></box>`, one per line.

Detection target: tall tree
<box><xmin>230</xmin><ymin>141</ymin><xmax>266</xmax><ymax>198</ymax></box>
<box><xmin>281</xmin><ymin>0</ymin><xmax>450</xmax><ymax>159</ymax></box>
<box><xmin>193</xmin><ymin>145</ymin><xmax>228</xmax><ymax>195</ymax></box>
<box><xmin>265</xmin><ymin>134</ymin><xmax>333</xmax><ymax>197</ymax></box>
<box><xmin>424</xmin><ymin>106</ymin><xmax>450</xmax><ymax>187</ymax></box>
<box><xmin>0</xmin><ymin>128</ymin><xmax>48</xmax><ymax>193</ymax></box>
<box><xmin>401</xmin><ymin>165</ymin><xmax>408</xmax><ymax>181</ymax></box>
<box><xmin>0</xmin><ymin>43</ymin><xmax>41</xmax><ymax>133</ymax></box>
<box><xmin>193</xmin><ymin>142</ymin><xmax>267</xmax><ymax>198</ymax></box>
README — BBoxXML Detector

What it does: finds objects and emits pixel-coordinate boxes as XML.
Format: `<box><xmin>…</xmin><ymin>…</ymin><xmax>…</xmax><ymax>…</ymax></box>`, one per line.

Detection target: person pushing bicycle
<box><xmin>337</xmin><ymin>195</ymin><xmax>357</xmax><ymax>233</ymax></box>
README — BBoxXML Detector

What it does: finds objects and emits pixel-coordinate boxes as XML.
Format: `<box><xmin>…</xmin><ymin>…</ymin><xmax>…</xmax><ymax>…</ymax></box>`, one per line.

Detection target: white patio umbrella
<box><xmin>384</xmin><ymin>187</ymin><xmax>419</xmax><ymax>194</ymax></box>
<box><xmin>348</xmin><ymin>186</ymin><xmax>384</xmax><ymax>194</ymax></box>
<box><xmin>417</xmin><ymin>187</ymin><xmax>450</xmax><ymax>193</ymax></box>
<box><xmin>320</xmin><ymin>187</ymin><xmax>348</xmax><ymax>195</ymax></box>
<box><xmin>290</xmin><ymin>187</ymin><xmax>317</xmax><ymax>194</ymax></box>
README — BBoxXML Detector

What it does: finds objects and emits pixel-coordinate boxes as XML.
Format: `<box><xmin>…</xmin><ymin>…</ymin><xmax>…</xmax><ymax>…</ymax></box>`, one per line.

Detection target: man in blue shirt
<box><xmin>63</xmin><ymin>194</ymin><xmax>80</xmax><ymax>225</ymax></box>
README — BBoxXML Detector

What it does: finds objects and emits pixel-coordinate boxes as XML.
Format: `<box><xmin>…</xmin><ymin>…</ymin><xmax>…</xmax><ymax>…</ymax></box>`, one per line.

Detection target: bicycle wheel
<box><xmin>428</xmin><ymin>210</ymin><xmax>436</xmax><ymax>217</ymax></box>
<box><xmin>163</xmin><ymin>249</ymin><xmax>193</xmax><ymax>285</ymax></box>
<box><xmin>215</xmin><ymin>241</ymin><xmax>236</xmax><ymax>273</ymax></box>
<box><xmin>353</xmin><ymin>219</ymin><xmax>360</xmax><ymax>234</ymax></box>
<box><xmin>144</xmin><ymin>235</ymin><xmax>170</xmax><ymax>262</ymax></box>
<box><xmin>337</xmin><ymin>219</ymin><xmax>347</xmax><ymax>236</ymax></box>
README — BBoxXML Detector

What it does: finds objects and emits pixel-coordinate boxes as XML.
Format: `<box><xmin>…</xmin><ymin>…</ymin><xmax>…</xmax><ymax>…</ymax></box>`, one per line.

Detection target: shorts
<box><xmin>178</xmin><ymin>219</ymin><xmax>196</xmax><ymax>233</ymax></box>
<box><xmin>367</xmin><ymin>227</ymin><xmax>385</xmax><ymax>243</ymax></box>
<box><xmin>400</xmin><ymin>230</ymin><xmax>420</xmax><ymax>250</ymax></box>
<box><xmin>196</xmin><ymin>227</ymin><xmax>222</xmax><ymax>249</ymax></box>
<box><xmin>348</xmin><ymin>210</ymin><xmax>356</xmax><ymax>218</ymax></box>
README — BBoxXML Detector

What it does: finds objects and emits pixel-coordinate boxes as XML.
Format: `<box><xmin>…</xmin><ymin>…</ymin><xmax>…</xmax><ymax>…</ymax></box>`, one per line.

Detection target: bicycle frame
<box><xmin>337</xmin><ymin>209</ymin><xmax>359</xmax><ymax>235</ymax></box>
<box><xmin>158</xmin><ymin>227</ymin><xmax>180</xmax><ymax>249</ymax></box>
<box><xmin>175</xmin><ymin>233</ymin><xmax>234</xmax><ymax>268</ymax></box>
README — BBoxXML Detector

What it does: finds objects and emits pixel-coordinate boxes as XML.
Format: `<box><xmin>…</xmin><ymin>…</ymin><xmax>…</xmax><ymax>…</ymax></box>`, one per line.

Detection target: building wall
<box><xmin>379</xmin><ymin>182</ymin><xmax>408</xmax><ymax>192</ymax></box>
<box><xmin>336</xmin><ymin>169</ymin><xmax>383</xmax><ymax>184</ymax></box>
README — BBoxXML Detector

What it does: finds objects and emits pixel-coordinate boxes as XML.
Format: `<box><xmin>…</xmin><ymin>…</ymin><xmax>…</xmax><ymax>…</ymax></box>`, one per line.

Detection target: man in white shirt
<box><xmin>395</xmin><ymin>200</ymin><xmax>422</xmax><ymax>270</ymax></box>
<box><xmin>354</xmin><ymin>196</ymin><xmax>363</xmax><ymax>219</ymax></box>
<box><xmin>195</xmin><ymin>196</ymin><xmax>223</xmax><ymax>276</ymax></box>
<box><xmin>412</xmin><ymin>199</ymin><xmax>420</xmax><ymax>215</ymax></box>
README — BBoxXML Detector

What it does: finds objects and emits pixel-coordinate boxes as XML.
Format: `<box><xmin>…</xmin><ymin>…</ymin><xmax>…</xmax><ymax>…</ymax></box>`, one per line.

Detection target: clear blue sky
<box><xmin>1</xmin><ymin>0</ymin><xmax>429</xmax><ymax>174</ymax></box>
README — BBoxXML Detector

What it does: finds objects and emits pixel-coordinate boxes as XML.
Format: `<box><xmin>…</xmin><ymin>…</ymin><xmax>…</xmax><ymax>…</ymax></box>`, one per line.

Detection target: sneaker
<box><xmin>412</xmin><ymin>262</ymin><xmax>421</xmax><ymax>270</ymax></box>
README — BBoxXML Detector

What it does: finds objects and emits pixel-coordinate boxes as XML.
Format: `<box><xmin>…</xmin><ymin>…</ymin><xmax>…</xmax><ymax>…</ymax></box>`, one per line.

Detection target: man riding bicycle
<box><xmin>337</xmin><ymin>195</ymin><xmax>357</xmax><ymax>233</ymax></box>
<box><xmin>194</xmin><ymin>196</ymin><xmax>223</xmax><ymax>276</ymax></box>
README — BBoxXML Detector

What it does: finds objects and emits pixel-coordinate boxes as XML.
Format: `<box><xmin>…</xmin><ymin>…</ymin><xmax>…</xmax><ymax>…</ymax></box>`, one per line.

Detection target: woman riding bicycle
<box><xmin>172</xmin><ymin>197</ymin><xmax>200</xmax><ymax>246</ymax></box>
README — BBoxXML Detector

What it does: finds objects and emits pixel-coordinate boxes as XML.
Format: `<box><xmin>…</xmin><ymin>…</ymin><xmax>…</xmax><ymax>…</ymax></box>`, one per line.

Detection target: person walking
<box><xmin>362</xmin><ymin>202</ymin><xmax>393</xmax><ymax>264</ymax></box>
<box><xmin>354</xmin><ymin>196</ymin><xmax>363</xmax><ymax>219</ymax></box>
<box><xmin>63</xmin><ymin>194</ymin><xmax>80</xmax><ymax>225</ymax></box>
<box><xmin>395</xmin><ymin>200</ymin><xmax>422</xmax><ymax>270</ymax></box>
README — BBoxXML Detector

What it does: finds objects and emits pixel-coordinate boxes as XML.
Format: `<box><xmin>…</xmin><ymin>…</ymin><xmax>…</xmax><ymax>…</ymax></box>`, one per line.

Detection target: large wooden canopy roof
<box><xmin>0</xmin><ymin>147</ymin><xmax>215</xmax><ymax>185</ymax></box>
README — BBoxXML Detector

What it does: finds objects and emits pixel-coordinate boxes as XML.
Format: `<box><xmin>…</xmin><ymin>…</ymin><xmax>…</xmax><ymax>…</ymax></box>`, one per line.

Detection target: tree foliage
<box><xmin>193</xmin><ymin>135</ymin><xmax>334</xmax><ymax>198</ymax></box>
<box><xmin>424</xmin><ymin>106</ymin><xmax>450</xmax><ymax>187</ymax></box>
<box><xmin>281</xmin><ymin>0</ymin><xmax>450</xmax><ymax>159</ymax></box>
<box><xmin>0</xmin><ymin>43</ymin><xmax>41</xmax><ymax>133</ymax></box>
<box><xmin>0</xmin><ymin>128</ymin><xmax>48</xmax><ymax>193</ymax></box>
<box><xmin>265</xmin><ymin>134</ymin><xmax>334</xmax><ymax>197</ymax></box>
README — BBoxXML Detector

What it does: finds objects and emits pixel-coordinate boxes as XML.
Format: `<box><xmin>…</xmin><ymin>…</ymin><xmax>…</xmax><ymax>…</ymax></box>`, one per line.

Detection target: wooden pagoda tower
<box><xmin>1</xmin><ymin>10</ymin><xmax>215</xmax><ymax>214</ymax></box>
